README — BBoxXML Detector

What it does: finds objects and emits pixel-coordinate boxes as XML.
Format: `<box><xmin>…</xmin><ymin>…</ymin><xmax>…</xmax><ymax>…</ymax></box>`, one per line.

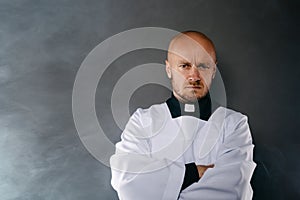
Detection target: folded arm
<box><xmin>179</xmin><ymin>114</ymin><xmax>256</xmax><ymax>200</ymax></box>
<box><xmin>110</xmin><ymin>109</ymin><xmax>185</xmax><ymax>200</ymax></box>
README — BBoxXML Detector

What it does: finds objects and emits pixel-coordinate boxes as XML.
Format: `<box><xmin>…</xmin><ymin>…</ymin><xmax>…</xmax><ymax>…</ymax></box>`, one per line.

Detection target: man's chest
<box><xmin>147</xmin><ymin>116</ymin><xmax>224</xmax><ymax>165</ymax></box>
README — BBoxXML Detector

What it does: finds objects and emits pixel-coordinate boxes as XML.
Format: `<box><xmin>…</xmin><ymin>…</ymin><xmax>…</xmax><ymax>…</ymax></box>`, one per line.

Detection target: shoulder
<box><xmin>212</xmin><ymin>107</ymin><xmax>250</xmax><ymax>138</ymax></box>
<box><xmin>218</xmin><ymin>107</ymin><xmax>252</xmax><ymax>142</ymax></box>
<box><xmin>220</xmin><ymin>107</ymin><xmax>249</xmax><ymax>127</ymax></box>
<box><xmin>131</xmin><ymin>102</ymin><xmax>169</xmax><ymax>125</ymax></box>
<box><xmin>123</xmin><ymin>103</ymin><xmax>169</xmax><ymax>139</ymax></box>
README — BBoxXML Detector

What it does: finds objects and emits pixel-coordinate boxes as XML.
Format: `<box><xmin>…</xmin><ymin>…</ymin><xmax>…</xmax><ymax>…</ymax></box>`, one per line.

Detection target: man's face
<box><xmin>166</xmin><ymin>35</ymin><xmax>216</xmax><ymax>103</ymax></box>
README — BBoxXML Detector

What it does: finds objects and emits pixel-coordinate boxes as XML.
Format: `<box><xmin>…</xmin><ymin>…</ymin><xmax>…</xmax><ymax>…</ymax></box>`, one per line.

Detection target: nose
<box><xmin>188</xmin><ymin>65</ymin><xmax>201</xmax><ymax>82</ymax></box>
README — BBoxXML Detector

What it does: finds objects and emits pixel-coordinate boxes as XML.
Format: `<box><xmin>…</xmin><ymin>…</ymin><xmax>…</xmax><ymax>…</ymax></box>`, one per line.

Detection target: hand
<box><xmin>196</xmin><ymin>164</ymin><xmax>214</xmax><ymax>178</ymax></box>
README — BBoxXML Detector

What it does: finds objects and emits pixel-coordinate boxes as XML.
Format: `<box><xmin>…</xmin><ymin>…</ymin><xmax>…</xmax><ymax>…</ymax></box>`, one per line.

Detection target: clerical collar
<box><xmin>166</xmin><ymin>92</ymin><xmax>213</xmax><ymax>120</ymax></box>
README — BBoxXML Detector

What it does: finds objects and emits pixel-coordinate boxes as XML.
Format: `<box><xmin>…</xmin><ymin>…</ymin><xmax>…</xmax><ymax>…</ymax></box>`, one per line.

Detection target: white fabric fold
<box><xmin>110</xmin><ymin>103</ymin><xmax>256</xmax><ymax>200</ymax></box>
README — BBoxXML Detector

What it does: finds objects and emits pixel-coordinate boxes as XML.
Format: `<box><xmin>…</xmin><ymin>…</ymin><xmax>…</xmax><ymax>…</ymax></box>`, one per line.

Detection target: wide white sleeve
<box><xmin>179</xmin><ymin>114</ymin><xmax>256</xmax><ymax>200</ymax></box>
<box><xmin>110</xmin><ymin>109</ymin><xmax>185</xmax><ymax>200</ymax></box>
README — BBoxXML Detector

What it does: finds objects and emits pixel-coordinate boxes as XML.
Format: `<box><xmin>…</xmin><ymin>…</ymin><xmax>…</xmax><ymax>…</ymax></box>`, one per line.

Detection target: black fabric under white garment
<box><xmin>166</xmin><ymin>92</ymin><xmax>215</xmax><ymax>192</ymax></box>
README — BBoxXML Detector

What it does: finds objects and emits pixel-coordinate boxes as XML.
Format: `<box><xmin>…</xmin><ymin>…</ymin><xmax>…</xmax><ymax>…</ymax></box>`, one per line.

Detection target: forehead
<box><xmin>168</xmin><ymin>34</ymin><xmax>216</xmax><ymax>63</ymax></box>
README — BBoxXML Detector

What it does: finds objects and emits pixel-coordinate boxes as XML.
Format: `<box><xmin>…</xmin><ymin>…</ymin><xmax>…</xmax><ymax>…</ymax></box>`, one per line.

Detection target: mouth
<box><xmin>186</xmin><ymin>85</ymin><xmax>202</xmax><ymax>89</ymax></box>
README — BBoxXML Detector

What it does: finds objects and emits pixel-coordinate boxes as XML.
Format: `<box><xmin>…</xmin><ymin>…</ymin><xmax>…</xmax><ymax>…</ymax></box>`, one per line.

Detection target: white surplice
<box><xmin>110</xmin><ymin>103</ymin><xmax>256</xmax><ymax>200</ymax></box>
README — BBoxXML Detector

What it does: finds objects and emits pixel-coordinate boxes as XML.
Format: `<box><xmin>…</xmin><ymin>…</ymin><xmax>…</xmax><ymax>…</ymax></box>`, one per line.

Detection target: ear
<box><xmin>165</xmin><ymin>60</ymin><xmax>172</xmax><ymax>79</ymax></box>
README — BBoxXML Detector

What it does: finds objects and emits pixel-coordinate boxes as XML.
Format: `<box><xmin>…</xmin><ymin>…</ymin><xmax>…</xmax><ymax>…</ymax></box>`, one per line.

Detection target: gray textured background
<box><xmin>0</xmin><ymin>0</ymin><xmax>299</xmax><ymax>199</ymax></box>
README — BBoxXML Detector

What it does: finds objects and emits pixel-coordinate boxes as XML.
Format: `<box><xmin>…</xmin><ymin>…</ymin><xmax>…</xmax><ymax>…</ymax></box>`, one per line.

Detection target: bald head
<box><xmin>167</xmin><ymin>31</ymin><xmax>217</xmax><ymax>63</ymax></box>
<box><xmin>165</xmin><ymin>31</ymin><xmax>217</xmax><ymax>102</ymax></box>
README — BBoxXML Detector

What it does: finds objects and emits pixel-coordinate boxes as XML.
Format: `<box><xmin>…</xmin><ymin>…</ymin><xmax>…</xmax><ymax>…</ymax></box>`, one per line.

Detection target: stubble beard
<box><xmin>174</xmin><ymin>86</ymin><xmax>208</xmax><ymax>103</ymax></box>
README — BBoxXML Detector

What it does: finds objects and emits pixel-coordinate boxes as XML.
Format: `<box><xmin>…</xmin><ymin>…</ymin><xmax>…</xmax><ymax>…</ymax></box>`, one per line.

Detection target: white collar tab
<box><xmin>184</xmin><ymin>104</ymin><xmax>195</xmax><ymax>112</ymax></box>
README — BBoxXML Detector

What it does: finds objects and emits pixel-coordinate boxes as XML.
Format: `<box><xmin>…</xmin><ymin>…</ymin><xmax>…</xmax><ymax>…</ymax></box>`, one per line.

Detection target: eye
<box><xmin>179</xmin><ymin>63</ymin><xmax>191</xmax><ymax>69</ymax></box>
<box><xmin>198</xmin><ymin>63</ymin><xmax>210</xmax><ymax>69</ymax></box>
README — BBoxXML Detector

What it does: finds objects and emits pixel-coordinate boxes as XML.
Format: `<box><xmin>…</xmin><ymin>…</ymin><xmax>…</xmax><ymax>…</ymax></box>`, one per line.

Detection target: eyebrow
<box><xmin>179</xmin><ymin>61</ymin><xmax>191</xmax><ymax>64</ymax></box>
<box><xmin>177</xmin><ymin>60</ymin><xmax>210</xmax><ymax>65</ymax></box>
<box><xmin>176</xmin><ymin>59</ymin><xmax>191</xmax><ymax>64</ymax></box>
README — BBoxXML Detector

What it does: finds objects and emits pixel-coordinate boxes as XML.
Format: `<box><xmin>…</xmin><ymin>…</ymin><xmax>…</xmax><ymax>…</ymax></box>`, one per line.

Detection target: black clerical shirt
<box><xmin>166</xmin><ymin>92</ymin><xmax>214</xmax><ymax>192</ymax></box>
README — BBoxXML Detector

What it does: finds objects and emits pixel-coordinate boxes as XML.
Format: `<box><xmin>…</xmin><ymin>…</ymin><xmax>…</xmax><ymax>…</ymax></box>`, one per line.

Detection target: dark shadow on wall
<box><xmin>251</xmin><ymin>142</ymin><xmax>297</xmax><ymax>200</ymax></box>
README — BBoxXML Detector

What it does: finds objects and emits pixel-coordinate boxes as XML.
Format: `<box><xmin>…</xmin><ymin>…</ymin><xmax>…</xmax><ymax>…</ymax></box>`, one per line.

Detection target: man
<box><xmin>110</xmin><ymin>31</ymin><xmax>256</xmax><ymax>199</ymax></box>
